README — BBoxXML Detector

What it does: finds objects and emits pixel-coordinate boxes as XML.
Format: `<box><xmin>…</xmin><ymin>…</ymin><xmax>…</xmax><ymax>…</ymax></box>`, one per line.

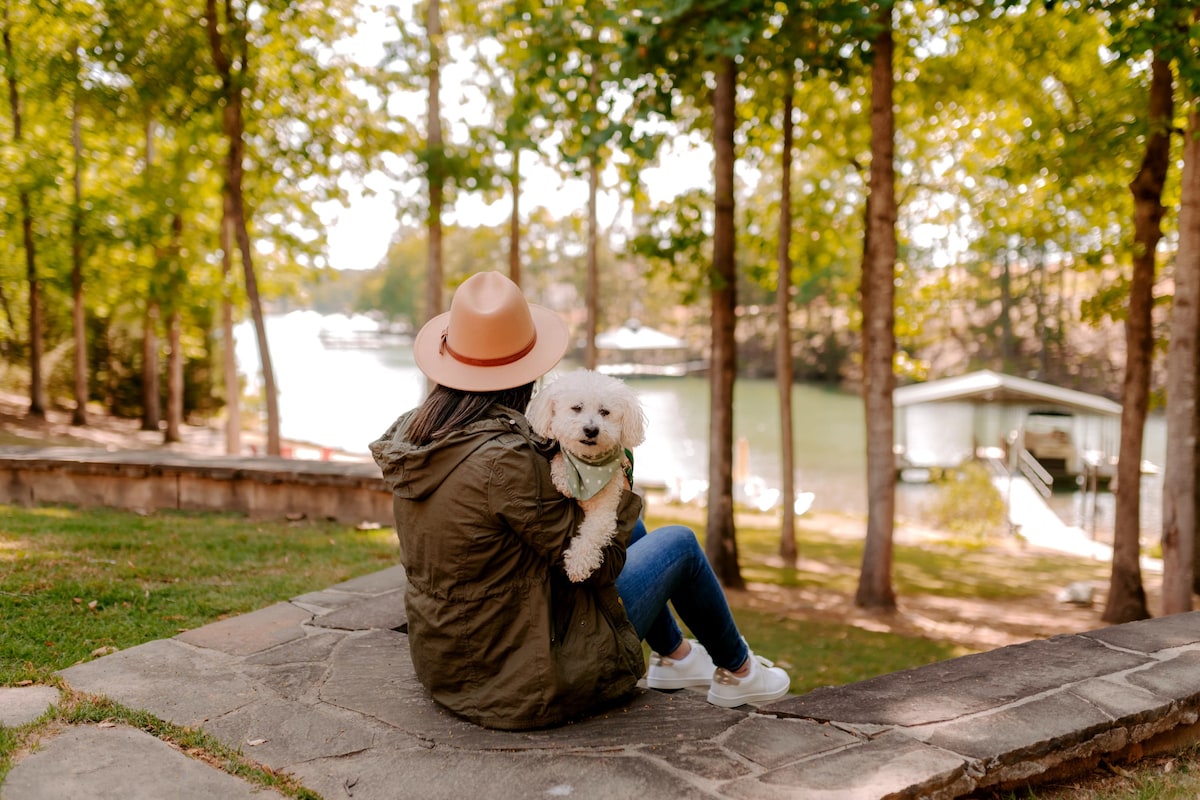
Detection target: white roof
<box><xmin>595</xmin><ymin>320</ymin><xmax>687</xmax><ymax>351</ymax></box>
<box><xmin>893</xmin><ymin>370</ymin><xmax>1121</xmax><ymax>416</ymax></box>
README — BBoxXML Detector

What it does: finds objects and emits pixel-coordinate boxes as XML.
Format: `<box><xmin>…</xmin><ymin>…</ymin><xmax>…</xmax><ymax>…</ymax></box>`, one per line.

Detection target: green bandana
<box><xmin>561</xmin><ymin>446</ymin><xmax>625</xmax><ymax>501</ymax></box>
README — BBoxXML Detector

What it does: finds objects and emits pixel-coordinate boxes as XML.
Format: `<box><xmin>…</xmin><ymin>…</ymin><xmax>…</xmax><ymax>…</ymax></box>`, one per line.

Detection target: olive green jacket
<box><xmin>369</xmin><ymin>405</ymin><xmax>645</xmax><ymax>730</ymax></box>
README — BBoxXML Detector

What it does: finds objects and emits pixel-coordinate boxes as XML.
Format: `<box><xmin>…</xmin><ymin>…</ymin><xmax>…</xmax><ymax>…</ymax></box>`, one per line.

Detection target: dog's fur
<box><xmin>527</xmin><ymin>370</ymin><xmax>647</xmax><ymax>582</ymax></box>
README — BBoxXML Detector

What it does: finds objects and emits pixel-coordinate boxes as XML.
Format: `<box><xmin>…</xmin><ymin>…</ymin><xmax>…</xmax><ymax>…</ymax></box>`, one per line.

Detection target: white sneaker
<box><xmin>706</xmin><ymin>652</ymin><xmax>790</xmax><ymax>708</ymax></box>
<box><xmin>646</xmin><ymin>640</ymin><xmax>716</xmax><ymax>690</ymax></box>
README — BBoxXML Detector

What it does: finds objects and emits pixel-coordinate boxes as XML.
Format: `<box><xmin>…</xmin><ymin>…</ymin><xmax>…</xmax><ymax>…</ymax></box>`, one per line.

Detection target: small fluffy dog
<box><xmin>527</xmin><ymin>370</ymin><xmax>646</xmax><ymax>582</ymax></box>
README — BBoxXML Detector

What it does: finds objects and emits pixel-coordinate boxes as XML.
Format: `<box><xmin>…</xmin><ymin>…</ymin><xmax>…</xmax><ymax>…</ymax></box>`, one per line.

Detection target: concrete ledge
<box><xmin>0</xmin><ymin>446</ymin><xmax>392</xmax><ymax>524</ymax></box>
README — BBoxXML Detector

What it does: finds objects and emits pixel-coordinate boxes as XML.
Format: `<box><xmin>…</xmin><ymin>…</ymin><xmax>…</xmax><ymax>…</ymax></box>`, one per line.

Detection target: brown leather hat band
<box><xmin>439</xmin><ymin>329</ymin><xmax>537</xmax><ymax>367</ymax></box>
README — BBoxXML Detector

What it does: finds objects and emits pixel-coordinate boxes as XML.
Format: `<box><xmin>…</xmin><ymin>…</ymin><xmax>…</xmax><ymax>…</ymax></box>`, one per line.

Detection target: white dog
<box><xmin>527</xmin><ymin>370</ymin><xmax>647</xmax><ymax>582</ymax></box>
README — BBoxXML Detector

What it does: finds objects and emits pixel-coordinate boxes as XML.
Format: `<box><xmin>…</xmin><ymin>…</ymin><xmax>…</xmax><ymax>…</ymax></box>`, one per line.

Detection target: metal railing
<box><xmin>1016</xmin><ymin>447</ymin><xmax>1054</xmax><ymax>499</ymax></box>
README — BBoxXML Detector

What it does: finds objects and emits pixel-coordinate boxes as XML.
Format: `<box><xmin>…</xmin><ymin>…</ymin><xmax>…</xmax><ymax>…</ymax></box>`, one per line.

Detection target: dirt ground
<box><xmin>0</xmin><ymin>390</ymin><xmax>1164</xmax><ymax>653</ymax></box>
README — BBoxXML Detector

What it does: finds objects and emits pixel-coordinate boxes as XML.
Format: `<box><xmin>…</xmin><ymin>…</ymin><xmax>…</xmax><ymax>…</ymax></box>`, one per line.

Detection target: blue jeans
<box><xmin>615</xmin><ymin>520</ymin><xmax>749</xmax><ymax>671</ymax></box>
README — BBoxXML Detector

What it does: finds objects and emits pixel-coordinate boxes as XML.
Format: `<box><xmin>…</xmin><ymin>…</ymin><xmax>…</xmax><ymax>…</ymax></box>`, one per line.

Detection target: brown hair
<box><xmin>404</xmin><ymin>382</ymin><xmax>535</xmax><ymax>446</ymax></box>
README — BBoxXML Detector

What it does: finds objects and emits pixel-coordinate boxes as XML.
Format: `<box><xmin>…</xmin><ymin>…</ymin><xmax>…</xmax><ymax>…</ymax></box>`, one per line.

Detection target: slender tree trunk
<box><xmin>855</xmin><ymin>5</ymin><xmax>898</xmax><ymax>612</ymax></box>
<box><xmin>221</xmin><ymin>197</ymin><xmax>242</xmax><ymax>454</ymax></box>
<box><xmin>142</xmin><ymin>118</ymin><xmax>161</xmax><ymax>432</ymax></box>
<box><xmin>425</xmin><ymin>0</ymin><xmax>444</xmax><ymax>344</ymax></box>
<box><xmin>509</xmin><ymin>150</ymin><xmax>521</xmax><ymax>287</ymax></box>
<box><xmin>71</xmin><ymin>83</ymin><xmax>88</xmax><ymax>426</ymax></box>
<box><xmin>1104</xmin><ymin>56</ymin><xmax>1172</xmax><ymax>624</ymax></box>
<box><xmin>705</xmin><ymin>56</ymin><xmax>743</xmax><ymax>589</ymax></box>
<box><xmin>778</xmin><ymin>80</ymin><xmax>797</xmax><ymax>567</ymax></box>
<box><xmin>142</xmin><ymin>302</ymin><xmax>161</xmax><ymax>430</ymax></box>
<box><xmin>5</xmin><ymin>9</ymin><xmax>44</xmax><ymax>418</ymax></box>
<box><xmin>165</xmin><ymin>213</ymin><xmax>184</xmax><ymax>444</ymax></box>
<box><xmin>1162</xmin><ymin>100</ymin><xmax>1200</xmax><ymax>615</ymax></box>
<box><xmin>205</xmin><ymin>0</ymin><xmax>280</xmax><ymax>455</ymax></box>
<box><xmin>166</xmin><ymin>309</ymin><xmax>183</xmax><ymax>443</ymax></box>
<box><xmin>584</xmin><ymin>156</ymin><xmax>599</xmax><ymax>371</ymax></box>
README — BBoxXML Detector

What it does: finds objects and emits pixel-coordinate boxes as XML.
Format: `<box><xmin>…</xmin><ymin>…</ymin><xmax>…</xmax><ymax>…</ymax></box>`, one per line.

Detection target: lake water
<box><xmin>236</xmin><ymin>311</ymin><xmax>1165</xmax><ymax>533</ymax></box>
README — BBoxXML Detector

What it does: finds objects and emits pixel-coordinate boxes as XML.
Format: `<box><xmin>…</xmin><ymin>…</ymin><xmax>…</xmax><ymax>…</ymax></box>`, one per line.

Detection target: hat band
<box><xmin>440</xmin><ymin>329</ymin><xmax>537</xmax><ymax>367</ymax></box>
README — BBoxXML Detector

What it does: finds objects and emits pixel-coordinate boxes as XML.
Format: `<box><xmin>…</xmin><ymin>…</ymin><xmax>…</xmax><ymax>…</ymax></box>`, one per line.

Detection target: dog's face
<box><xmin>527</xmin><ymin>370</ymin><xmax>646</xmax><ymax>458</ymax></box>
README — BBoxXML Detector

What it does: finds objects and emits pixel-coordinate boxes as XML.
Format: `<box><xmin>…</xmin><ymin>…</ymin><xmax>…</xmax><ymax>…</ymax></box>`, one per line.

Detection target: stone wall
<box><xmin>0</xmin><ymin>446</ymin><xmax>393</xmax><ymax>525</ymax></box>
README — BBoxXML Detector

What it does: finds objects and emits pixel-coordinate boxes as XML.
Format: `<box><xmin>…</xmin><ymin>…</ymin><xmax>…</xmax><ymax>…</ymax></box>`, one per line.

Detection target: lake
<box><xmin>236</xmin><ymin>311</ymin><xmax>1165</xmax><ymax>534</ymax></box>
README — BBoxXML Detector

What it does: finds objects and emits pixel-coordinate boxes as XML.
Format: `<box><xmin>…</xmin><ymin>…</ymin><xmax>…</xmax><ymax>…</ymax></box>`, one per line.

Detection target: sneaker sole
<box><xmin>646</xmin><ymin>676</ymin><xmax>714</xmax><ymax>690</ymax></box>
<box><xmin>706</xmin><ymin>686</ymin><xmax>789</xmax><ymax>708</ymax></box>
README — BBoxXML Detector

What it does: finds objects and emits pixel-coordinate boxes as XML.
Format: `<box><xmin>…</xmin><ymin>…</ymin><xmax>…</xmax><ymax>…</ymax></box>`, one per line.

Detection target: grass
<box><xmin>0</xmin><ymin>505</ymin><xmax>400</xmax><ymax>685</ymax></box>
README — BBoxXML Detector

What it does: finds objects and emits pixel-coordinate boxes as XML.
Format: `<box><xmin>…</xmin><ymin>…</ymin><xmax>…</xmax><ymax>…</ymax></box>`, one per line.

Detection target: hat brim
<box><xmin>413</xmin><ymin>303</ymin><xmax>569</xmax><ymax>392</ymax></box>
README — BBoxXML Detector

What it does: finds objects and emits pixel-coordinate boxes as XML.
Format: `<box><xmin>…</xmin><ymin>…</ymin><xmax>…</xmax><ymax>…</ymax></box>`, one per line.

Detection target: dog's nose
<box><xmin>583</xmin><ymin>425</ymin><xmax>600</xmax><ymax>440</ymax></box>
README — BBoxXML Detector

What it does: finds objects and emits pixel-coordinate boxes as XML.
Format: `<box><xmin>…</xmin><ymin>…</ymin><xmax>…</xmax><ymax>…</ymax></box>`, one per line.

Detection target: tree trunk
<box><xmin>584</xmin><ymin>156</ymin><xmax>599</xmax><ymax>371</ymax></box>
<box><xmin>705</xmin><ymin>56</ymin><xmax>743</xmax><ymax>589</ymax></box>
<box><xmin>221</xmin><ymin>198</ymin><xmax>242</xmax><ymax>455</ymax></box>
<box><xmin>509</xmin><ymin>150</ymin><xmax>521</xmax><ymax>287</ymax></box>
<box><xmin>425</xmin><ymin>0</ymin><xmax>444</xmax><ymax>348</ymax></box>
<box><xmin>71</xmin><ymin>83</ymin><xmax>88</xmax><ymax>426</ymax></box>
<box><xmin>165</xmin><ymin>308</ymin><xmax>183</xmax><ymax>443</ymax></box>
<box><xmin>778</xmin><ymin>80</ymin><xmax>797</xmax><ymax>567</ymax></box>
<box><xmin>1104</xmin><ymin>56</ymin><xmax>1172</xmax><ymax>624</ymax></box>
<box><xmin>165</xmin><ymin>213</ymin><xmax>184</xmax><ymax>444</ymax></box>
<box><xmin>205</xmin><ymin>0</ymin><xmax>281</xmax><ymax>456</ymax></box>
<box><xmin>5</xmin><ymin>9</ymin><xmax>44</xmax><ymax>418</ymax></box>
<box><xmin>1162</xmin><ymin>100</ymin><xmax>1200</xmax><ymax>615</ymax></box>
<box><xmin>855</xmin><ymin>6</ymin><xmax>898</xmax><ymax>612</ymax></box>
<box><xmin>142</xmin><ymin>302</ymin><xmax>161</xmax><ymax>431</ymax></box>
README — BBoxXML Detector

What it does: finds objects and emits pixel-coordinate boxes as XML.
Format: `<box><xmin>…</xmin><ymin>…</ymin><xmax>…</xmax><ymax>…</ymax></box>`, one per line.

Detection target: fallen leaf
<box><xmin>87</xmin><ymin>600</ymin><xmax>99</xmax><ymax>610</ymax></box>
<box><xmin>246</xmin><ymin>738</ymin><xmax>269</xmax><ymax>746</ymax></box>
<box><xmin>91</xmin><ymin>646</ymin><xmax>119</xmax><ymax>658</ymax></box>
<box><xmin>72</xmin><ymin>597</ymin><xmax>82</xmax><ymax>604</ymax></box>
<box><xmin>98</xmin><ymin>721</ymin><xmax>117</xmax><ymax>729</ymax></box>
<box><xmin>15</xmin><ymin>680</ymin><xmax>32</xmax><ymax>687</ymax></box>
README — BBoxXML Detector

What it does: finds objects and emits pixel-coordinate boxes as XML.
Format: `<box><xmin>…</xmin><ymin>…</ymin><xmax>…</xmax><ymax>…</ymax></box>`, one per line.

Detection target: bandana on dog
<box><xmin>561</xmin><ymin>446</ymin><xmax>632</xmax><ymax>501</ymax></box>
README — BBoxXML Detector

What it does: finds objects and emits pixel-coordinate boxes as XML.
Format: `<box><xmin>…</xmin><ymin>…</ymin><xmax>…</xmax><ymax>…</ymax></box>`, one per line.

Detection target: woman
<box><xmin>370</xmin><ymin>271</ymin><xmax>788</xmax><ymax>730</ymax></box>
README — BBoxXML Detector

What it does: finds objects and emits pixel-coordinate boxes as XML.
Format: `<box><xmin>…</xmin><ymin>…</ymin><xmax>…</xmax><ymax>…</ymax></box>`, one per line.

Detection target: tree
<box><xmin>3</xmin><ymin>0</ymin><xmax>46</xmax><ymax>418</ymax></box>
<box><xmin>1104</xmin><ymin>54</ymin><xmax>1172</xmax><ymax>624</ymax></box>
<box><xmin>204</xmin><ymin>0</ymin><xmax>281</xmax><ymax>455</ymax></box>
<box><xmin>855</xmin><ymin>2</ymin><xmax>898</xmax><ymax>612</ymax></box>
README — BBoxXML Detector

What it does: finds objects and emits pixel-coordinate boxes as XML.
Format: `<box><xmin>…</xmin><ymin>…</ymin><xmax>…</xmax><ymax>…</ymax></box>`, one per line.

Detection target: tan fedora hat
<box><xmin>413</xmin><ymin>271</ymin><xmax>569</xmax><ymax>391</ymax></box>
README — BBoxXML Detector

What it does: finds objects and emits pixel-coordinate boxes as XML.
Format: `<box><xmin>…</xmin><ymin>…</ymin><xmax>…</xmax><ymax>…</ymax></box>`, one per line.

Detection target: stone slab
<box><xmin>722</xmin><ymin>731</ymin><xmax>972</xmax><ymax>800</ymax></box>
<box><xmin>1125</xmin><ymin>649</ymin><xmax>1200</xmax><ymax>704</ymax></box>
<box><xmin>723</xmin><ymin>715</ymin><xmax>862</xmax><ymax>769</ymax></box>
<box><xmin>58</xmin><ymin>638</ymin><xmax>262</xmax><ymax>728</ymax></box>
<box><xmin>922</xmin><ymin>689</ymin><xmax>1114</xmax><ymax>760</ymax></box>
<box><xmin>764</xmin><ymin>633</ymin><xmax>1151</xmax><ymax>726</ymax></box>
<box><xmin>177</xmin><ymin>601</ymin><xmax>312</xmax><ymax>656</ymax></box>
<box><xmin>309</xmin><ymin>588</ymin><xmax>407</xmax><ymax>631</ymax></box>
<box><xmin>203</xmin><ymin>695</ymin><xmax>391</xmax><ymax>768</ymax></box>
<box><xmin>292</xmin><ymin>745</ymin><xmax>713</xmax><ymax>800</ymax></box>
<box><xmin>1082</xmin><ymin>611</ymin><xmax>1200</xmax><ymax>653</ymax></box>
<box><xmin>2</xmin><ymin>724</ymin><xmax>283</xmax><ymax>799</ymax></box>
<box><xmin>0</xmin><ymin>685</ymin><xmax>60</xmax><ymax>728</ymax></box>
<box><xmin>319</xmin><ymin>629</ymin><xmax>745</xmax><ymax>750</ymax></box>
<box><xmin>326</xmin><ymin>564</ymin><xmax>407</xmax><ymax>595</ymax></box>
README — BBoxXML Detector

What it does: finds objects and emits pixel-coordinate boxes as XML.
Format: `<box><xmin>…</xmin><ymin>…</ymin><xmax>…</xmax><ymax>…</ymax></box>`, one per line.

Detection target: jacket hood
<box><xmin>370</xmin><ymin>405</ymin><xmax>553</xmax><ymax>500</ymax></box>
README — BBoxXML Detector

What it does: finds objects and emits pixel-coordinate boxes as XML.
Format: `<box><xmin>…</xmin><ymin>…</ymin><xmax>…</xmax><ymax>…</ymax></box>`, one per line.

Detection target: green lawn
<box><xmin>1</xmin><ymin>504</ymin><xmax>400</xmax><ymax>685</ymax></box>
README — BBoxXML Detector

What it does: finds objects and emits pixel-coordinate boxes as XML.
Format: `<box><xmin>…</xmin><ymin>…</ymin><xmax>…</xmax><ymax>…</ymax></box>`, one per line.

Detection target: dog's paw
<box><xmin>563</xmin><ymin>541</ymin><xmax>602</xmax><ymax>583</ymax></box>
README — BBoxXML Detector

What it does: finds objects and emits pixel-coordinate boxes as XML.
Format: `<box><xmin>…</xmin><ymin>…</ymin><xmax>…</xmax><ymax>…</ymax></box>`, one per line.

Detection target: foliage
<box><xmin>926</xmin><ymin>461</ymin><xmax>1009</xmax><ymax>542</ymax></box>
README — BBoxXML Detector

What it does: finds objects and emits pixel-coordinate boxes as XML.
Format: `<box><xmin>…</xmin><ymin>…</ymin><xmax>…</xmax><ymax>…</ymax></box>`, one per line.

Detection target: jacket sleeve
<box><xmin>488</xmin><ymin>434</ymin><xmax>582</xmax><ymax>561</ymax></box>
<box><xmin>582</xmin><ymin>489</ymin><xmax>642</xmax><ymax>587</ymax></box>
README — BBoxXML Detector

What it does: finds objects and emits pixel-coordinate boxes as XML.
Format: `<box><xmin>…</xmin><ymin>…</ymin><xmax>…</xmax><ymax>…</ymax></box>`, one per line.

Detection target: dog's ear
<box><xmin>618</xmin><ymin>388</ymin><xmax>647</xmax><ymax>447</ymax></box>
<box><xmin>526</xmin><ymin>380</ymin><xmax>557</xmax><ymax>437</ymax></box>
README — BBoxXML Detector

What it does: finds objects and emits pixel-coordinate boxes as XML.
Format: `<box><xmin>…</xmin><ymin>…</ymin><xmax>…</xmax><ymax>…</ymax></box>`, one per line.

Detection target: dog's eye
<box><xmin>570</xmin><ymin>404</ymin><xmax>583</xmax><ymax>413</ymax></box>
<box><xmin>599</xmin><ymin>408</ymin><xmax>611</xmax><ymax>417</ymax></box>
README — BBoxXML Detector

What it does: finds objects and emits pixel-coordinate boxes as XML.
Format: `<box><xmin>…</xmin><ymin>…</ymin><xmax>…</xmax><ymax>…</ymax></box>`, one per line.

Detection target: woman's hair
<box><xmin>404</xmin><ymin>382</ymin><xmax>535</xmax><ymax>446</ymax></box>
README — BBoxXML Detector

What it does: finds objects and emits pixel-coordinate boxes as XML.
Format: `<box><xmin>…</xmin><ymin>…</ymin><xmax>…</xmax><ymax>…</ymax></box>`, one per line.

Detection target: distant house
<box><xmin>593</xmin><ymin>320</ymin><xmax>707</xmax><ymax>378</ymax></box>
<box><xmin>893</xmin><ymin>370</ymin><xmax>1121</xmax><ymax>486</ymax></box>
